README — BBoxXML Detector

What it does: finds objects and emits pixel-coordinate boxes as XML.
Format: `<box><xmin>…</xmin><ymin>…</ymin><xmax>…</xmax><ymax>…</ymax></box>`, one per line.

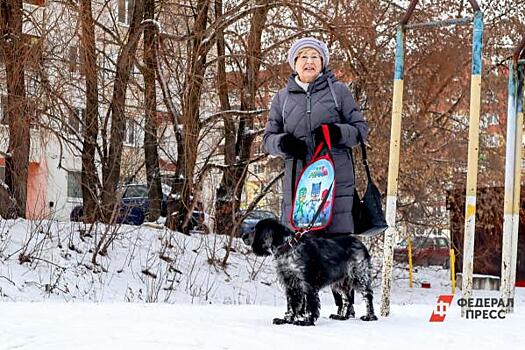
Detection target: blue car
<box><xmin>239</xmin><ymin>210</ymin><xmax>278</xmax><ymax>236</ymax></box>
<box><xmin>70</xmin><ymin>184</ymin><xmax>207</xmax><ymax>228</ymax></box>
<box><xmin>70</xmin><ymin>184</ymin><xmax>167</xmax><ymax>225</ymax></box>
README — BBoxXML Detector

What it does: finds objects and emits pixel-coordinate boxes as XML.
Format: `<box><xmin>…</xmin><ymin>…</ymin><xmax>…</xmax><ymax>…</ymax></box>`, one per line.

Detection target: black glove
<box><xmin>280</xmin><ymin>134</ymin><xmax>307</xmax><ymax>159</ymax></box>
<box><xmin>314</xmin><ymin>124</ymin><xmax>342</xmax><ymax>146</ymax></box>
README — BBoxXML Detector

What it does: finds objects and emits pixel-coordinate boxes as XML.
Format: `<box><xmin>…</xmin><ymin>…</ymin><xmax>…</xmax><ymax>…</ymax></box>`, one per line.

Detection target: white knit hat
<box><xmin>287</xmin><ymin>37</ymin><xmax>330</xmax><ymax>70</ymax></box>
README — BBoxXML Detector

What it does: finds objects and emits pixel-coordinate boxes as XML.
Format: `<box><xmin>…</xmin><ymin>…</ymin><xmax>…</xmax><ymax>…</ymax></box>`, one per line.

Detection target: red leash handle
<box><xmin>322</xmin><ymin>124</ymin><xmax>332</xmax><ymax>150</ymax></box>
<box><xmin>312</xmin><ymin>123</ymin><xmax>332</xmax><ymax>159</ymax></box>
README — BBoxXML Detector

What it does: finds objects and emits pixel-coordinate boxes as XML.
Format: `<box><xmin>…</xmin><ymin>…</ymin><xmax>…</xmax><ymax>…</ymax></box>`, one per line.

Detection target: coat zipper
<box><xmin>306</xmin><ymin>91</ymin><xmax>314</xmax><ymax>150</ymax></box>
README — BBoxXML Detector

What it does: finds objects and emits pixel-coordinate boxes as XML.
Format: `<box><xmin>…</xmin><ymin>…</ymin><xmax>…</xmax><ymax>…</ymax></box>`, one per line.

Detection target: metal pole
<box><xmin>501</xmin><ymin>62</ymin><xmax>524</xmax><ymax>313</ymax></box>
<box><xmin>510</xmin><ymin>67</ymin><xmax>524</xmax><ymax>304</ymax></box>
<box><xmin>460</xmin><ymin>11</ymin><xmax>484</xmax><ymax>317</ymax></box>
<box><xmin>450</xmin><ymin>249</ymin><xmax>456</xmax><ymax>294</ymax></box>
<box><xmin>380</xmin><ymin>26</ymin><xmax>404</xmax><ymax>317</ymax></box>
<box><xmin>405</xmin><ymin>17</ymin><xmax>473</xmax><ymax>30</ymax></box>
<box><xmin>408</xmin><ymin>236</ymin><xmax>413</xmax><ymax>288</ymax></box>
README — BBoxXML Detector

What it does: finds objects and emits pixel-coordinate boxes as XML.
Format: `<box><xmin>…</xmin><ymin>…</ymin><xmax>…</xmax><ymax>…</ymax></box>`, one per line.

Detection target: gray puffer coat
<box><xmin>263</xmin><ymin>70</ymin><xmax>368</xmax><ymax>234</ymax></box>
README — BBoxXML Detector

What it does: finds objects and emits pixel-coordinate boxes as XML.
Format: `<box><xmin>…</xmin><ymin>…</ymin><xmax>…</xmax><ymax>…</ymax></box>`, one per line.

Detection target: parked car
<box><xmin>239</xmin><ymin>210</ymin><xmax>278</xmax><ymax>236</ymax></box>
<box><xmin>70</xmin><ymin>184</ymin><xmax>207</xmax><ymax>228</ymax></box>
<box><xmin>394</xmin><ymin>236</ymin><xmax>450</xmax><ymax>268</ymax></box>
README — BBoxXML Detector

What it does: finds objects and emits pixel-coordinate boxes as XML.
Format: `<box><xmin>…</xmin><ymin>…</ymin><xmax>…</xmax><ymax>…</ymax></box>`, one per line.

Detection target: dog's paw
<box><xmin>329</xmin><ymin>314</ymin><xmax>350</xmax><ymax>320</ymax></box>
<box><xmin>360</xmin><ymin>314</ymin><xmax>378</xmax><ymax>321</ymax></box>
<box><xmin>273</xmin><ymin>317</ymin><xmax>293</xmax><ymax>325</ymax></box>
<box><xmin>293</xmin><ymin>318</ymin><xmax>315</xmax><ymax>326</ymax></box>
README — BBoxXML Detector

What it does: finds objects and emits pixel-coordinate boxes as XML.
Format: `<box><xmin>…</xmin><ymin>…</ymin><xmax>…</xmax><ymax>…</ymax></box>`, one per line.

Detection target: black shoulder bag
<box><xmin>351</xmin><ymin>131</ymin><xmax>388</xmax><ymax>236</ymax></box>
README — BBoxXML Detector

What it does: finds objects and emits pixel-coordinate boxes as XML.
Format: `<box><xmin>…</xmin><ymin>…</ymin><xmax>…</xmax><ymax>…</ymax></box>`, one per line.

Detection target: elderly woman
<box><xmin>263</xmin><ymin>37</ymin><xmax>369</xmax><ymax>235</ymax></box>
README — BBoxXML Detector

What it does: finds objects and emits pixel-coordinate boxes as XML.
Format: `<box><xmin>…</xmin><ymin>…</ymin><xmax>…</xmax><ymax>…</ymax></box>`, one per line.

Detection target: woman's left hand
<box><xmin>314</xmin><ymin>124</ymin><xmax>342</xmax><ymax>146</ymax></box>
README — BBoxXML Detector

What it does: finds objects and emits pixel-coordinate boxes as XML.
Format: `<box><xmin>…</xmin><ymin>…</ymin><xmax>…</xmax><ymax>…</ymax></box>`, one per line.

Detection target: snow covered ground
<box><xmin>0</xmin><ymin>219</ymin><xmax>523</xmax><ymax>349</ymax></box>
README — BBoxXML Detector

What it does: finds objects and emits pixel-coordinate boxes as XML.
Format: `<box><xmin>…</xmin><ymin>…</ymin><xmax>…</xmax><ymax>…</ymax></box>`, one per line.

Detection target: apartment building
<box><xmin>0</xmin><ymin>0</ymin><xmax>179</xmax><ymax>220</ymax></box>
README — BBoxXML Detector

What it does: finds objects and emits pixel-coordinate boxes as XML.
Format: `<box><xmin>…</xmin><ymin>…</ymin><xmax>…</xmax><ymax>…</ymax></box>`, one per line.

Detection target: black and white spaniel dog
<box><xmin>242</xmin><ymin>218</ymin><xmax>378</xmax><ymax>326</ymax></box>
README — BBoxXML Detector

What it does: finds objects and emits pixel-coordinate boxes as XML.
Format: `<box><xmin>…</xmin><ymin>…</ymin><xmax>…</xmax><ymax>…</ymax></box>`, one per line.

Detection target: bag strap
<box><xmin>356</xmin><ymin>129</ymin><xmax>372</xmax><ymax>182</ymax></box>
<box><xmin>290</xmin><ymin>157</ymin><xmax>301</xmax><ymax>205</ymax></box>
<box><xmin>327</xmin><ymin>78</ymin><xmax>340</xmax><ymax>111</ymax></box>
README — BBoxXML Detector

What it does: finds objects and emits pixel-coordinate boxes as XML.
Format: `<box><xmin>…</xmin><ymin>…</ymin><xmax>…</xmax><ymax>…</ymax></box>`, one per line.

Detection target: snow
<box><xmin>1</xmin><ymin>301</ymin><xmax>522</xmax><ymax>350</ymax></box>
<box><xmin>0</xmin><ymin>219</ymin><xmax>524</xmax><ymax>349</ymax></box>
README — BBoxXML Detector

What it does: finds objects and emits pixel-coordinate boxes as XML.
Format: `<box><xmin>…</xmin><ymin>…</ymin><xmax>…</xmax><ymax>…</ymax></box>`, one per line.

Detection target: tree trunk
<box><xmin>214</xmin><ymin>1</ymin><xmax>270</xmax><ymax>235</ymax></box>
<box><xmin>165</xmin><ymin>0</ymin><xmax>210</xmax><ymax>234</ymax></box>
<box><xmin>79</xmin><ymin>0</ymin><xmax>100</xmax><ymax>223</ymax></box>
<box><xmin>100</xmin><ymin>0</ymin><xmax>145</xmax><ymax>221</ymax></box>
<box><xmin>213</xmin><ymin>0</ymin><xmax>237</xmax><ymax>235</ymax></box>
<box><xmin>1</xmin><ymin>0</ymin><xmax>29</xmax><ymax>218</ymax></box>
<box><xmin>143</xmin><ymin>0</ymin><xmax>161</xmax><ymax>221</ymax></box>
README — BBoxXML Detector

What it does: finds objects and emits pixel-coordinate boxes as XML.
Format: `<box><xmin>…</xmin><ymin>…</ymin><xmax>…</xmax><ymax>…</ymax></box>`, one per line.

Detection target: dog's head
<box><xmin>242</xmin><ymin>218</ymin><xmax>294</xmax><ymax>256</ymax></box>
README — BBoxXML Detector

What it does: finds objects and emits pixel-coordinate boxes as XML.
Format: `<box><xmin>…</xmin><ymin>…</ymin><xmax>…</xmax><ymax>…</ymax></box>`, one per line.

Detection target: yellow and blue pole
<box><xmin>450</xmin><ymin>248</ymin><xmax>456</xmax><ymax>294</ymax></box>
<box><xmin>408</xmin><ymin>236</ymin><xmax>413</xmax><ymax>288</ymax></box>
<box><xmin>380</xmin><ymin>26</ymin><xmax>405</xmax><ymax>317</ymax></box>
<box><xmin>501</xmin><ymin>60</ymin><xmax>524</xmax><ymax>313</ymax></box>
<box><xmin>460</xmin><ymin>10</ymin><xmax>484</xmax><ymax>317</ymax></box>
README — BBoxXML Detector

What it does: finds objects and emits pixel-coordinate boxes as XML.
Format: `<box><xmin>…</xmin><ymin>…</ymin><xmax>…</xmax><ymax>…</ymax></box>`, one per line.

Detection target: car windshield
<box><xmin>245</xmin><ymin>210</ymin><xmax>276</xmax><ymax>220</ymax></box>
<box><xmin>122</xmin><ymin>185</ymin><xmax>148</xmax><ymax>198</ymax></box>
<box><xmin>435</xmin><ymin>237</ymin><xmax>448</xmax><ymax>248</ymax></box>
<box><xmin>398</xmin><ymin>237</ymin><xmax>432</xmax><ymax>248</ymax></box>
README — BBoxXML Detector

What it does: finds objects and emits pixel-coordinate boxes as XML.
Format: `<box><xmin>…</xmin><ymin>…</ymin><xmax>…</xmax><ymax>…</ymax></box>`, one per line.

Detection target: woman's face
<box><xmin>295</xmin><ymin>48</ymin><xmax>323</xmax><ymax>83</ymax></box>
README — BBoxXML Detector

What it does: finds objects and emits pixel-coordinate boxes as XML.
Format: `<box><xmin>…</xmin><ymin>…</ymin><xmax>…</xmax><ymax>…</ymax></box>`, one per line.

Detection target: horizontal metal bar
<box><xmin>405</xmin><ymin>17</ymin><xmax>473</xmax><ymax>30</ymax></box>
<box><xmin>518</xmin><ymin>59</ymin><xmax>525</xmax><ymax>66</ymax></box>
<box><xmin>401</xmin><ymin>0</ymin><xmax>480</xmax><ymax>25</ymax></box>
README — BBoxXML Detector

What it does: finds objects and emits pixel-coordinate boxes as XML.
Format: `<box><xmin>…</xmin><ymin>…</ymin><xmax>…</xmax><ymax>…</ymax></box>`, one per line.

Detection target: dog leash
<box><xmin>287</xmin><ymin>125</ymin><xmax>335</xmax><ymax>246</ymax></box>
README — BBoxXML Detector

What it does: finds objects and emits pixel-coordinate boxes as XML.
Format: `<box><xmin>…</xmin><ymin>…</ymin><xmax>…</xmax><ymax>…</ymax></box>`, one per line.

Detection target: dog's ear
<box><xmin>270</xmin><ymin>220</ymin><xmax>294</xmax><ymax>248</ymax></box>
<box><xmin>253</xmin><ymin>218</ymin><xmax>294</xmax><ymax>254</ymax></box>
<box><xmin>251</xmin><ymin>219</ymin><xmax>276</xmax><ymax>256</ymax></box>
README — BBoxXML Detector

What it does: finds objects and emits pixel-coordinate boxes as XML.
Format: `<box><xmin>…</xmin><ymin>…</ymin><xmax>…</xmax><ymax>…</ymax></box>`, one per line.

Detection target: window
<box><xmin>67</xmin><ymin>171</ymin><xmax>82</xmax><ymax>198</ymax></box>
<box><xmin>487</xmin><ymin>114</ymin><xmax>499</xmax><ymax>126</ymax></box>
<box><xmin>124</xmin><ymin>118</ymin><xmax>136</xmax><ymax>146</ymax></box>
<box><xmin>118</xmin><ymin>0</ymin><xmax>134</xmax><ymax>25</ymax></box>
<box><xmin>485</xmin><ymin>134</ymin><xmax>500</xmax><ymax>148</ymax></box>
<box><xmin>253</xmin><ymin>142</ymin><xmax>265</xmax><ymax>156</ymax></box>
<box><xmin>66</xmin><ymin>107</ymin><xmax>84</xmax><ymax>134</ymax></box>
<box><xmin>0</xmin><ymin>95</ymin><xmax>7</xmax><ymax>125</ymax></box>
<box><xmin>253</xmin><ymin>163</ymin><xmax>265</xmax><ymax>175</ymax></box>
<box><xmin>68</xmin><ymin>45</ymin><xmax>85</xmax><ymax>74</ymax></box>
<box><xmin>435</xmin><ymin>238</ymin><xmax>448</xmax><ymax>248</ymax></box>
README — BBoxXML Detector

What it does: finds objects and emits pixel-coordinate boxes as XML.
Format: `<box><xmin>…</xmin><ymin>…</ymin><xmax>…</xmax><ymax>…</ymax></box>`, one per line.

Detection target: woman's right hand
<box><xmin>280</xmin><ymin>134</ymin><xmax>307</xmax><ymax>159</ymax></box>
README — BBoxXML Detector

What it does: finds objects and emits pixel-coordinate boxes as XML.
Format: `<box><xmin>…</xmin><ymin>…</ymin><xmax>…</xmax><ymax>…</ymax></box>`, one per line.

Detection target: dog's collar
<box><xmin>276</xmin><ymin>231</ymin><xmax>310</xmax><ymax>255</ymax></box>
<box><xmin>287</xmin><ymin>231</ymin><xmax>308</xmax><ymax>248</ymax></box>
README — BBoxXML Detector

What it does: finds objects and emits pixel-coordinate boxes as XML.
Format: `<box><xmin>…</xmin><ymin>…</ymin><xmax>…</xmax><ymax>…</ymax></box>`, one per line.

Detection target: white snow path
<box><xmin>0</xmin><ymin>302</ymin><xmax>522</xmax><ymax>350</ymax></box>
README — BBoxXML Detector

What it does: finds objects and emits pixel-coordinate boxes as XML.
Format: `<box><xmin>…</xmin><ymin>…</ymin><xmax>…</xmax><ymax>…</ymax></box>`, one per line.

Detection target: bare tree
<box><xmin>100</xmin><ymin>0</ymin><xmax>145</xmax><ymax>221</ymax></box>
<box><xmin>143</xmin><ymin>0</ymin><xmax>162</xmax><ymax>221</ymax></box>
<box><xmin>214</xmin><ymin>0</ymin><xmax>271</xmax><ymax>235</ymax></box>
<box><xmin>0</xmin><ymin>0</ymin><xmax>29</xmax><ymax>218</ymax></box>
<box><xmin>79</xmin><ymin>0</ymin><xmax>100</xmax><ymax>223</ymax></box>
<box><xmin>165</xmin><ymin>0</ymin><xmax>212</xmax><ymax>233</ymax></box>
